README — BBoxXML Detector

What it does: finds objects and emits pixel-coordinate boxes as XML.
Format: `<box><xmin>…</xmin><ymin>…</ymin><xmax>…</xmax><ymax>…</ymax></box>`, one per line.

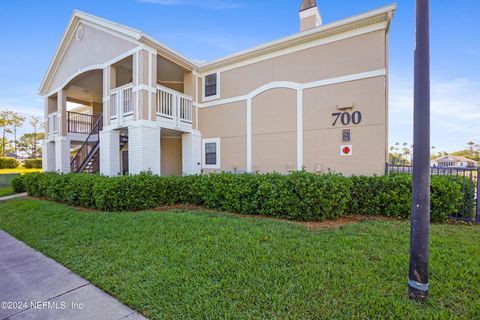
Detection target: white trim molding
<box><xmin>200</xmin><ymin>69</ymin><xmax>386</xmax><ymax>109</ymax></box>
<box><xmin>45</xmin><ymin>46</ymin><xmax>148</xmax><ymax>98</ymax></box>
<box><xmin>202</xmin><ymin>138</ymin><xmax>221</xmax><ymax>170</ymax></box>
<box><xmin>296</xmin><ymin>90</ymin><xmax>303</xmax><ymax>171</ymax></box>
<box><xmin>242</xmin><ymin>68</ymin><xmax>386</xmax><ymax>172</ymax></box>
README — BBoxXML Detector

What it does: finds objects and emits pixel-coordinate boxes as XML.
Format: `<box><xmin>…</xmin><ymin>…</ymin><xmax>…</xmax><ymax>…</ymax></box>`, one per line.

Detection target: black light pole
<box><xmin>408</xmin><ymin>0</ymin><xmax>430</xmax><ymax>302</ymax></box>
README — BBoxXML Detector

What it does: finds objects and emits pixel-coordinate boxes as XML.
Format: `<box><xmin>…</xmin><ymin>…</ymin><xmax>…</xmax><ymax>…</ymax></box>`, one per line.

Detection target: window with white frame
<box><xmin>202</xmin><ymin>138</ymin><xmax>220</xmax><ymax>169</ymax></box>
<box><xmin>203</xmin><ymin>73</ymin><xmax>220</xmax><ymax>101</ymax></box>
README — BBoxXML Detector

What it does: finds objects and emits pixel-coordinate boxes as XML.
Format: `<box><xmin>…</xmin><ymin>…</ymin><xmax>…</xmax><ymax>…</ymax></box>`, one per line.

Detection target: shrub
<box><xmin>24</xmin><ymin>159</ymin><xmax>42</xmax><ymax>169</ymax></box>
<box><xmin>255</xmin><ymin>172</ymin><xmax>352</xmax><ymax>221</ymax></box>
<box><xmin>94</xmin><ymin>173</ymin><xmax>164</xmax><ymax>211</ymax></box>
<box><xmin>22</xmin><ymin>173</ymin><xmax>45</xmax><ymax>197</ymax></box>
<box><xmin>0</xmin><ymin>157</ymin><xmax>20</xmax><ymax>169</ymax></box>
<box><xmin>20</xmin><ymin>171</ymin><xmax>466</xmax><ymax>223</ymax></box>
<box><xmin>349</xmin><ymin>174</ymin><xmax>464</xmax><ymax>222</ymax></box>
<box><xmin>11</xmin><ymin>175</ymin><xmax>26</xmax><ymax>193</ymax></box>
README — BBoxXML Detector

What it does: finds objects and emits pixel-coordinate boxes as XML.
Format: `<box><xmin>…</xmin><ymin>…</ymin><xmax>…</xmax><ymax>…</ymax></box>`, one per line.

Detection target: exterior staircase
<box><xmin>70</xmin><ymin>115</ymin><xmax>128</xmax><ymax>174</ymax></box>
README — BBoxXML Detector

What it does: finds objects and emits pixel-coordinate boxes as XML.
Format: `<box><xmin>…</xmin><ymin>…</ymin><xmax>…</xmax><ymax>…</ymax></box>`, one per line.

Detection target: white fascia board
<box><xmin>140</xmin><ymin>34</ymin><xmax>197</xmax><ymax>70</ymax></box>
<box><xmin>38</xmin><ymin>10</ymin><xmax>144</xmax><ymax>96</ymax></box>
<box><xmin>198</xmin><ymin>3</ymin><xmax>397</xmax><ymax>72</ymax></box>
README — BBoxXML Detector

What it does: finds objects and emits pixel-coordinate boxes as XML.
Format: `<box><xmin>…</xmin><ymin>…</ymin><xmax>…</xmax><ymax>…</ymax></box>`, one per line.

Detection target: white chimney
<box><xmin>299</xmin><ymin>0</ymin><xmax>322</xmax><ymax>32</ymax></box>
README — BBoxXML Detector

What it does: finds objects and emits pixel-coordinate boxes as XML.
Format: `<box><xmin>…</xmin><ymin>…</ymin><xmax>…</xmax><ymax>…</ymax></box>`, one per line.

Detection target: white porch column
<box><xmin>182</xmin><ymin>130</ymin><xmax>202</xmax><ymax>175</ymax></box>
<box><xmin>42</xmin><ymin>142</ymin><xmax>55</xmax><ymax>172</ymax></box>
<box><xmin>57</xmin><ymin>89</ymin><xmax>67</xmax><ymax>136</ymax></box>
<box><xmin>128</xmin><ymin>123</ymin><xmax>161</xmax><ymax>175</ymax></box>
<box><xmin>99</xmin><ymin>129</ymin><xmax>120</xmax><ymax>176</ymax></box>
<box><xmin>54</xmin><ymin>137</ymin><xmax>70</xmax><ymax>173</ymax></box>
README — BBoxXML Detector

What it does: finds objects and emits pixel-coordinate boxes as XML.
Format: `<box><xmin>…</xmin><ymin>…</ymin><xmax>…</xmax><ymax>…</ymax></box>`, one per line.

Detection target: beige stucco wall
<box><xmin>161</xmin><ymin>138</ymin><xmax>182</xmax><ymax>176</ymax></box>
<box><xmin>252</xmin><ymin>88</ymin><xmax>297</xmax><ymax>172</ymax></box>
<box><xmin>217</xmin><ymin>30</ymin><xmax>385</xmax><ymax>100</ymax></box>
<box><xmin>302</xmin><ymin>77</ymin><xmax>386</xmax><ymax>175</ymax></box>
<box><xmin>199</xmin><ymin>101</ymin><xmax>247</xmax><ymax>172</ymax></box>
<box><xmin>195</xmin><ymin>27</ymin><xmax>388</xmax><ymax>176</ymax></box>
<box><xmin>48</xmin><ymin>23</ymin><xmax>137</xmax><ymax>93</ymax></box>
<box><xmin>158</xmin><ymin>82</ymin><xmax>184</xmax><ymax>93</ymax></box>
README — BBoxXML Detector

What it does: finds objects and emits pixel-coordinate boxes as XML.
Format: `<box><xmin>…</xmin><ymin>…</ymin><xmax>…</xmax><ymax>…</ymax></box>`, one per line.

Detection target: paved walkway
<box><xmin>0</xmin><ymin>193</ymin><xmax>27</xmax><ymax>203</ymax></box>
<box><xmin>0</xmin><ymin>230</ymin><xmax>147</xmax><ymax>320</ymax></box>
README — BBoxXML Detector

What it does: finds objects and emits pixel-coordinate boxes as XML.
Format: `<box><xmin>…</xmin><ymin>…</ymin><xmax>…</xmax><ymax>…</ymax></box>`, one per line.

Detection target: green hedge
<box><xmin>11</xmin><ymin>171</ymin><xmax>466</xmax><ymax>223</ymax></box>
<box><xmin>0</xmin><ymin>157</ymin><xmax>20</xmax><ymax>169</ymax></box>
<box><xmin>23</xmin><ymin>159</ymin><xmax>42</xmax><ymax>169</ymax></box>
<box><xmin>348</xmin><ymin>175</ymin><xmax>463</xmax><ymax>223</ymax></box>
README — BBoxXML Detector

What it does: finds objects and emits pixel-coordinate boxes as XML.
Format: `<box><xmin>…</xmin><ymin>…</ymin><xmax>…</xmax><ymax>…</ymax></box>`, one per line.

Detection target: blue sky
<box><xmin>0</xmin><ymin>0</ymin><xmax>479</xmax><ymax>152</ymax></box>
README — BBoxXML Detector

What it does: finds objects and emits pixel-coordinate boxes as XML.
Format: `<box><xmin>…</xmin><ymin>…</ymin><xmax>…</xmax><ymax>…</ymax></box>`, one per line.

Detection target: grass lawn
<box><xmin>0</xmin><ymin>199</ymin><xmax>479</xmax><ymax>319</ymax></box>
<box><xmin>0</xmin><ymin>186</ymin><xmax>15</xmax><ymax>197</ymax></box>
<box><xmin>0</xmin><ymin>167</ymin><xmax>41</xmax><ymax>174</ymax></box>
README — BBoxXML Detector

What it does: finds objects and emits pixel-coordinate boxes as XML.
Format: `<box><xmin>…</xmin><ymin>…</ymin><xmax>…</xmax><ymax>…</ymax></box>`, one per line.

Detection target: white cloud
<box><xmin>137</xmin><ymin>0</ymin><xmax>242</xmax><ymax>10</ymax></box>
<box><xmin>389</xmin><ymin>75</ymin><xmax>480</xmax><ymax>152</ymax></box>
<box><xmin>0</xmin><ymin>84</ymin><xmax>44</xmax><ymax>136</ymax></box>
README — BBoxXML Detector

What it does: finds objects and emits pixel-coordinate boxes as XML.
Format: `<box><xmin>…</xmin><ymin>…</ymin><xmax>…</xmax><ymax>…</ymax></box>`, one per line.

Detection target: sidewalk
<box><xmin>0</xmin><ymin>193</ymin><xmax>27</xmax><ymax>203</ymax></box>
<box><xmin>0</xmin><ymin>230</ymin><xmax>147</xmax><ymax>320</ymax></box>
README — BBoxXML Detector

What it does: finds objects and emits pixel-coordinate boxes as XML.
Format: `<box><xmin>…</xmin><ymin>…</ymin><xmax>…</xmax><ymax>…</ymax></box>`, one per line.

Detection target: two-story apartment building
<box><xmin>40</xmin><ymin>1</ymin><xmax>396</xmax><ymax>176</ymax></box>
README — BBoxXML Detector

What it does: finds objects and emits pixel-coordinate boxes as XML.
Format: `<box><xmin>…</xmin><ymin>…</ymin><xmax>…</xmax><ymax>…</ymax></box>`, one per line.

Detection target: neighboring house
<box><xmin>40</xmin><ymin>1</ymin><xmax>396</xmax><ymax>176</ymax></box>
<box><xmin>431</xmin><ymin>155</ymin><xmax>478</xmax><ymax>168</ymax></box>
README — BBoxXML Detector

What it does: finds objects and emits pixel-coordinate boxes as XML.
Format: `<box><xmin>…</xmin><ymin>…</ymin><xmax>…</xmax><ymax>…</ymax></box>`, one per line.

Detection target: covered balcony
<box><xmin>108</xmin><ymin>54</ymin><xmax>194</xmax><ymax>132</ymax></box>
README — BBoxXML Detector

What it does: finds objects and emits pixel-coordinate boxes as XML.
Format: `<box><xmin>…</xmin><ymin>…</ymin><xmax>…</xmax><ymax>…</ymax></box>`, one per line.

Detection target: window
<box><xmin>205</xmin><ymin>143</ymin><xmax>217</xmax><ymax>165</ymax></box>
<box><xmin>205</xmin><ymin>74</ymin><xmax>217</xmax><ymax>97</ymax></box>
<box><xmin>202</xmin><ymin>138</ymin><xmax>220</xmax><ymax>169</ymax></box>
<box><xmin>203</xmin><ymin>73</ymin><xmax>220</xmax><ymax>101</ymax></box>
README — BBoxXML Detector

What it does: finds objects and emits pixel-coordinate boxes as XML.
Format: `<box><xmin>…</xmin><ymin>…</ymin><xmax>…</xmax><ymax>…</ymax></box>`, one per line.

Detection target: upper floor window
<box><xmin>203</xmin><ymin>73</ymin><xmax>220</xmax><ymax>101</ymax></box>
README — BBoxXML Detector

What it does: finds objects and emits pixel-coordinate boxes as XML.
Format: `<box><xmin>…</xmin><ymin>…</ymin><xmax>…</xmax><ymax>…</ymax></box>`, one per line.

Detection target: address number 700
<box><xmin>331</xmin><ymin>111</ymin><xmax>362</xmax><ymax>126</ymax></box>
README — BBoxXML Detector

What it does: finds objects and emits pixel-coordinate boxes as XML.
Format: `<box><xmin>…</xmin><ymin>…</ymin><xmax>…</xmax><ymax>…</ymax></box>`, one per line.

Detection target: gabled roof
<box><xmin>433</xmin><ymin>155</ymin><xmax>478</xmax><ymax>164</ymax></box>
<box><xmin>40</xmin><ymin>3</ymin><xmax>397</xmax><ymax>95</ymax></box>
<box><xmin>39</xmin><ymin>10</ymin><xmax>196</xmax><ymax>95</ymax></box>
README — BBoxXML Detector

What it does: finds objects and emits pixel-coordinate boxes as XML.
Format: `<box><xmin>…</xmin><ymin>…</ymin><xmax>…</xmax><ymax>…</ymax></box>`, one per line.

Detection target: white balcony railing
<box><xmin>110</xmin><ymin>83</ymin><xmax>134</xmax><ymax>120</ymax></box>
<box><xmin>108</xmin><ymin>83</ymin><xmax>193</xmax><ymax>130</ymax></box>
<box><xmin>156</xmin><ymin>84</ymin><xmax>193</xmax><ymax>125</ymax></box>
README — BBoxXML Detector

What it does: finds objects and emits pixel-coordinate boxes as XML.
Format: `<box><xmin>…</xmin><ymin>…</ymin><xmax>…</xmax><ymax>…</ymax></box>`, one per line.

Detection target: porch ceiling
<box><xmin>65</xmin><ymin>69</ymin><xmax>103</xmax><ymax>103</ymax></box>
<box><xmin>161</xmin><ymin>128</ymin><xmax>182</xmax><ymax>137</ymax></box>
<box><xmin>157</xmin><ymin>55</ymin><xmax>185</xmax><ymax>83</ymax></box>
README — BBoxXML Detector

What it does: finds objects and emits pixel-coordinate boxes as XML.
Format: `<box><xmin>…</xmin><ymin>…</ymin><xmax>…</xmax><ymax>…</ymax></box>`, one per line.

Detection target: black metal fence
<box><xmin>386</xmin><ymin>162</ymin><xmax>479</xmax><ymax>223</ymax></box>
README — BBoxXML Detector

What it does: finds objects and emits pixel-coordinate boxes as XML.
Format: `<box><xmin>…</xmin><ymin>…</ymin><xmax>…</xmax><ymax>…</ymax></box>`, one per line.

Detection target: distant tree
<box><xmin>0</xmin><ymin>137</ymin><xmax>13</xmax><ymax>156</ymax></box>
<box><xmin>467</xmin><ymin>141</ymin><xmax>475</xmax><ymax>158</ymax></box>
<box><xmin>17</xmin><ymin>132</ymin><xmax>44</xmax><ymax>159</ymax></box>
<box><xmin>389</xmin><ymin>152</ymin><xmax>407</xmax><ymax>164</ymax></box>
<box><xmin>30</xmin><ymin>116</ymin><xmax>43</xmax><ymax>159</ymax></box>
<box><xmin>0</xmin><ymin>110</ymin><xmax>15</xmax><ymax>157</ymax></box>
<box><xmin>11</xmin><ymin>112</ymin><xmax>25</xmax><ymax>159</ymax></box>
<box><xmin>450</xmin><ymin>141</ymin><xmax>480</xmax><ymax>161</ymax></box>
